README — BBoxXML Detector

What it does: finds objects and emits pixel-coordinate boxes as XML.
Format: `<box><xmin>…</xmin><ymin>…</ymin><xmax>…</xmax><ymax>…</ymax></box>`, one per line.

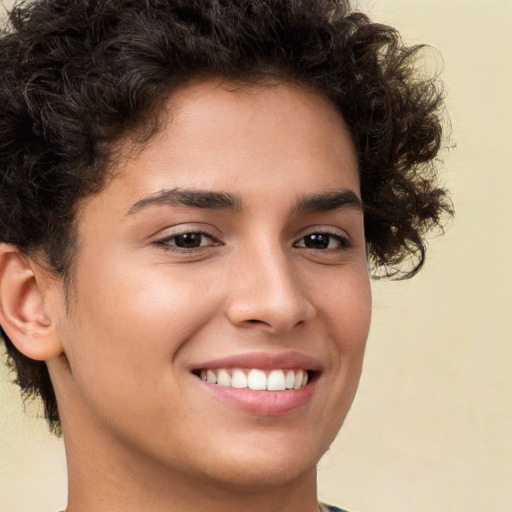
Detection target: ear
<box><xmin>0</xmin><ymin>244</ymin><xmax>63</xmax><ymax>360</ymax></box>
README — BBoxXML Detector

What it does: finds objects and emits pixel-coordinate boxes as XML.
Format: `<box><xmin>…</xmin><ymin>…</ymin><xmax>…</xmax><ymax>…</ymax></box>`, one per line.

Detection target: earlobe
<box><xmin>0</xmin><ymin>244</ymin><xmax>63</xmax><ymax>361</ymax></box>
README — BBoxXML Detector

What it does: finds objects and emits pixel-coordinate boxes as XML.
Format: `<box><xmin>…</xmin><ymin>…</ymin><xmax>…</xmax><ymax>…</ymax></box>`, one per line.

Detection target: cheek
<box><xmin>77</xmin><ymin>253</ymin><xmax>218</xmax><ymax>330</ymax></box>
<box><xmin>338</xmin><ymin>276</ymin><xmax>372</xmax><ymax>347</ymax></box>
<box><xmin>312</xmin><ymin>264</ymin><xmax>372</xmax><ymax>348</ymax></box>
<box><xmin>305</xmin><ymin>268</ymin><xmax>371</xmax><ymax>445</ymax></box>
<box><xmin>313</xmin><ymin>264</ymin><xmax>371</xmax><ymax>408</ymax></box>
<box><xmin>61</xmin><ymin>258</ymin><xmax>223</xmax><ymax>391</ymax></box>
<box><xmin>55</xmin><ymin>266</ymin><xmax>226</xmax><ymax>440</ymax></box>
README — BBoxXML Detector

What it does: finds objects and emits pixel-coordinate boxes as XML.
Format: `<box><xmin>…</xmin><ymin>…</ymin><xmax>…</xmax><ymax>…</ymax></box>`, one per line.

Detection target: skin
<box><xmin>3</xmin><ymin>80</ymin><xmax>372</xmax><ymax>512</ymax></box>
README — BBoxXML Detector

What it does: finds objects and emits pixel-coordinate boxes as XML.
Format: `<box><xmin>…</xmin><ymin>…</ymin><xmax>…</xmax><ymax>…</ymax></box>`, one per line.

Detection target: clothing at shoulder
<box><xmin>322</xmin><ymin>504</ymin><xmax>350</xmax><ymax>512</ymax></box>
<box><xmin>57</xmin><ymin>506</ymin><xmax>349</xmax><ymax>512</ymax></box>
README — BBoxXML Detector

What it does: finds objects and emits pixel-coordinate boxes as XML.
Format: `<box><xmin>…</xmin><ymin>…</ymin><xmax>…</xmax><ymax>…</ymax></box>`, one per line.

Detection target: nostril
<box><xmin>245</xmin><ymin>319</ymin><xmax>272</xmax><ymax>326</ymax></box>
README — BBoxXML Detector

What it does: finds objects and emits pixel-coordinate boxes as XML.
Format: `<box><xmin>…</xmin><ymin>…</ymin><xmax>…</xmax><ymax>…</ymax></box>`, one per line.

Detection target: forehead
<box><xmin>128</xmin><ymin>80</ymin><xmax>355</xmax><ymax>186</ymax></box>
<box><xmin>85</xmin><ymin>79</ymin><xmax>360</xmax><ymax>219</ymax></box>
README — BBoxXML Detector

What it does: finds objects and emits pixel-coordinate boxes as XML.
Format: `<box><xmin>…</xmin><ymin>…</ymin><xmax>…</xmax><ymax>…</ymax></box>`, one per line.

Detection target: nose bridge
<box><xmin>225</xmin><ymin>236</ymin><xmax>315</xmax><ymax>332</ymax></box>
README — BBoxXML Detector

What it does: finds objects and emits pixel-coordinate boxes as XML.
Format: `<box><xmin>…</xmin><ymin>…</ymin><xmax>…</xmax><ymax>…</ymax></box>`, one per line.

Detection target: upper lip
<box><xmin>190</xmin><ymin>351</ymin><xmax>323</xmax><ymax>372</ymax></box>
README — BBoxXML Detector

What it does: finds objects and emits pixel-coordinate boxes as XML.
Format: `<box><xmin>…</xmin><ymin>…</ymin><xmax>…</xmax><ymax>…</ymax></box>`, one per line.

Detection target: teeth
<box><xmin>217</xmin><ymin>369</ymin><xmax>231</xmax><ymax>387</ymax></box>
<box><xmin>294</xmin><ymin>369</ymin><xmax>304</xmax><ymax>389</ymax></box>
<box><xmin>198</xmin><ymin>368</ymin><xmax>310</xmax><ymax>391</ymax></box>
<box><xmin>248</xmin><ymin>369</ymin><xmax>267</xmax><ymax>390</ymax></box>
<box><xmin>267</xmin><ymin>370</ymin><xmax>286</xmax><ymax>391</ymax></box>
<box><xmin>231</xmin><ymin>369</ymin><xmax>248</xmax><ymax>388</ymax></box>
<box><xmin>285</xmin><ymin>370</ymin><xmax>295</xmax><ymax>389</ymax></box>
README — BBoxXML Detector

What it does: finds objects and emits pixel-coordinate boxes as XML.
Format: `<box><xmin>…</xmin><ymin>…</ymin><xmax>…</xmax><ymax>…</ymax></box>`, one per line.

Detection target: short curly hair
<box><xmin>0</xmin><ymin>0</ymin><xmax>452</xmax><ymax>433</ymax></box>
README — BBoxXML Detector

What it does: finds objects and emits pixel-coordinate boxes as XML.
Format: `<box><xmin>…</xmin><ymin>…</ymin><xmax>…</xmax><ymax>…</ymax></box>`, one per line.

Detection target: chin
<box><xmin>201</xmin><ymin>455</ymin><xmax>318</xmax><ymax>492</ymax></box>
<box><xmin>186</xmin><ymin>430</ymin><xmax>328</xmax><ymax>491</ymax></box>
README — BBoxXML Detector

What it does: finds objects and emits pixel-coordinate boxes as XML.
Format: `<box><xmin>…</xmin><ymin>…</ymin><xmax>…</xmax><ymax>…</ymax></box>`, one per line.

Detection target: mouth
<box><xmin>192</xmin><ymin>367</ymin><xmax>314</xmax><ymax>391</ymax></box>
<box><xmin>189</xmin><ymin>352</ymin><xmax>321</xmax><ymax>415</ymax></box>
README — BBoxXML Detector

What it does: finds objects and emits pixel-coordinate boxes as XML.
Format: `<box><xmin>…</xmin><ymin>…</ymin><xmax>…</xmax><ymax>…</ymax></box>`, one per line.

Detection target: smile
<box><xmin>197</xmin><ymin>368</ymin><xmax>310</xmax><ymax>391</ymax></box>
<box><xmin>190</xmin><ymin>352</ymin><xmax>321</xmax><ymax>414</ymax></box>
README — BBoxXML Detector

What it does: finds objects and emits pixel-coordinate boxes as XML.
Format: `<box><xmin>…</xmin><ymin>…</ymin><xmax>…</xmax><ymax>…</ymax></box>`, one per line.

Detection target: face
<box><xmin>48</xmin><ymin>80</ymin><xmax>372</xmax><ymax>491</ymax></box>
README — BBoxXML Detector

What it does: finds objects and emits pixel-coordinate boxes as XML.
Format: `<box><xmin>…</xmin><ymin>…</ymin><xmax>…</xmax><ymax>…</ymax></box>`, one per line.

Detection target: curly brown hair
<box><xmin>0</xmin><ymin>0</ymin><xmax>452</xmax><ymax>433</ymax></box>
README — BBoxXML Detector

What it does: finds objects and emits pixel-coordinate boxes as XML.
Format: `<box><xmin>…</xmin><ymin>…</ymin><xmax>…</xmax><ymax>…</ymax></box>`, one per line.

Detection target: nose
<box><xmin>225</xmin><ymin>245</ymin><xmax>316</xmax><ymax>334</ymax></box>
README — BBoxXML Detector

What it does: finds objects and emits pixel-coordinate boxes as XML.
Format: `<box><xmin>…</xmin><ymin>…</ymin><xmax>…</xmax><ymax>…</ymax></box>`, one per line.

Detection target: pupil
<box><xmin>175</xmin><ymin>233</ymin><xmax>202</xmax><ymax>248</ymax></box>
<box><xmin>305</xmin><ymin>234</ymin><xmax>329</xmax><ymax>249</ymax></box>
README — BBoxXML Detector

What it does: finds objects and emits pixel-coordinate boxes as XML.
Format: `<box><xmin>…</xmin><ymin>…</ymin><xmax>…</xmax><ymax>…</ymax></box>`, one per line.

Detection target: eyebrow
<box><xmin>127</xmin><ymin>187</ymin><xmax>362</xmax><ymax>216</ymax></box>
<box><xmin>293</xmin><ymin>189</ymin><xmax>363</xmax><ymax>214</ymax></box>
<box><xmin>127</xmin><ymin>188</ymin><xmax>242</xmax><ymax>215</ymax></box>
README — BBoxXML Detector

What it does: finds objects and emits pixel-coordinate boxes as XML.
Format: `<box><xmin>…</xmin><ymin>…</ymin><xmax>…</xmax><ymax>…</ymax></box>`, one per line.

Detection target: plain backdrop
<box><xmin>1</xmin><ymin>1</ymin><xmax>511</xmax><ymax>511</ymax></box>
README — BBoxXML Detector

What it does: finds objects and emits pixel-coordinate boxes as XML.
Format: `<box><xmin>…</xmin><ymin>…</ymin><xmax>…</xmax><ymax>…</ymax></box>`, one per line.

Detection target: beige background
<box><xmin>1</xmin><ymin>0</ymin><xmax>511</xmax><ymax>511</ymax></box>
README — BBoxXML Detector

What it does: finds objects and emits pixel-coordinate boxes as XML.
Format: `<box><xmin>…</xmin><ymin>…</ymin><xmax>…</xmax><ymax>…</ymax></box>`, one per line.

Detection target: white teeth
<box><xmin>294</xmin><ymin>369</ymin><xmax>304</xmax><ymax>389</ymax></box>
<box><xmin>231</xmin><ymin>369</ymin><xmax>248</xmax><ymax>388</ymax></box>
<box><xmin>199</xmin><ymin>368</ymin><xmax>311</xmax><ymax>391</ymax></box>
<box><xmin>217</xmin><ymin>369</ymin><xmax>231</xmax><ymax>387</ymax></box>
<box><xmin>248</xmin><ymin>369</ymin><xmax>267</xmax><ymax>390</ymax></box>
<box><xmin>267</xmin><ymin>370</ymin><xmax>286</xmax><ymax>391</ymax></box>
<box><xmin>285</xmin><ymin>370</ymin><xmax>295</xmax><ymax>389</ymax></box>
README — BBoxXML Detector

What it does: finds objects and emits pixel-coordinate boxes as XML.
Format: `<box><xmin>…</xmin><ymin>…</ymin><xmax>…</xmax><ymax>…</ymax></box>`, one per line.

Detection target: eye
<box><xmin>295</xmin><ymin>232</ymin><xmax>351</xmax><ymax>251</ymax></box>
<box><xmin>157</xmin><ymin>231</ymin><xmax>219</xmax><ymax>250</ymax></box>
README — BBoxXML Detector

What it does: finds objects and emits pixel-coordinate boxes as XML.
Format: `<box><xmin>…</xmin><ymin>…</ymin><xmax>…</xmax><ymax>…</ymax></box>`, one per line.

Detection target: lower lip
<box><xmin>195</xmin><ymin>377</ymin><xmax>317</xmax><ymax>416</ymax></box>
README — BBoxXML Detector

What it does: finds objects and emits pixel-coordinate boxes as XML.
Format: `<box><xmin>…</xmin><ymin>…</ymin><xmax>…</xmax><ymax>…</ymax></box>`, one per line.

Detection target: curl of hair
<box><xmin>0</xmin><ymin>0</ymin><xmax>452</xmax><ymax>432</ymax></box>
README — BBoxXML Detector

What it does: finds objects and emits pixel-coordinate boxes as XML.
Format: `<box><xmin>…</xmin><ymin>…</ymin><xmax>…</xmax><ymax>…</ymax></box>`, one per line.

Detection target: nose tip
<box><xmin>227</xmin><ymin>298</ymin><xmax>315</xmax><ymax>334</ymax></box>
<box><xmin>225</xmin><ymin>257</ymin><xmax>316</xmax><ymax>334</ymax></box>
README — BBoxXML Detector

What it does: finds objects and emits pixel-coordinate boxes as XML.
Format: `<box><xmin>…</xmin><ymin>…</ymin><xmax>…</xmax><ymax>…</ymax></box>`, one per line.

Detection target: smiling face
<box><xmin>47</xmin><ymin>80</ymin><xmax>372</xmax><ymax>497</ymax></box>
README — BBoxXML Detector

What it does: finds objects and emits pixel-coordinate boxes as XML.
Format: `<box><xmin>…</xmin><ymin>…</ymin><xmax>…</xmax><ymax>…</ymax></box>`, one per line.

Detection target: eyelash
<box><xmin>155</xmin><ymin>230</ymin><xmax>220</xmax><ymax>252</ymax></box>
<box><xmin>155</xmin><ymin>229</ymin><xmax>352</xmax><ymax>253</ymax></box>
<box><xmin>294</xmin><ymin>231</ymin><xmax>352</xmax><ymax>251</ymax></box>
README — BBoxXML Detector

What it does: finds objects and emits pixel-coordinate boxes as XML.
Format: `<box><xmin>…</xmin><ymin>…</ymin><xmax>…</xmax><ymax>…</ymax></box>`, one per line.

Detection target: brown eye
<box><xmin>303</xmin><ymin>234</ymin><xmax>330</xmax><ymax>249</ymax></box>
<box><xmin>158</xmin><ymin>231</ymin><xmax>218</xmax><ymax>250</ymax></box>
<box><xmin>295</xmin><ymin>233</ymin><xmax>351</xmax><ymax>250</ymax></box>
<box><xmin>172</xmin><ymin>232</ymin><xmax>206</xmax><ymax>248</ymax></box>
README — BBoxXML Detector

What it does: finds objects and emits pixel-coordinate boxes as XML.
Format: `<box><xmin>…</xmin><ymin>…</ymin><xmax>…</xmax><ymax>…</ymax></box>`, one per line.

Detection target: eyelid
<box><xmin>152</xmin><ymin>223</ymin><xmax>219</xmax><ymax>239</ymax></box>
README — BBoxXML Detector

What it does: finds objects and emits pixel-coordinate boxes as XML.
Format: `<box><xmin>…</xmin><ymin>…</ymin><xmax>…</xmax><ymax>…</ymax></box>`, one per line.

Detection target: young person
<box><xmin>0</xmin><ymin>1</ymin><xmax>451</xmax><ymax>511</ymax></box>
